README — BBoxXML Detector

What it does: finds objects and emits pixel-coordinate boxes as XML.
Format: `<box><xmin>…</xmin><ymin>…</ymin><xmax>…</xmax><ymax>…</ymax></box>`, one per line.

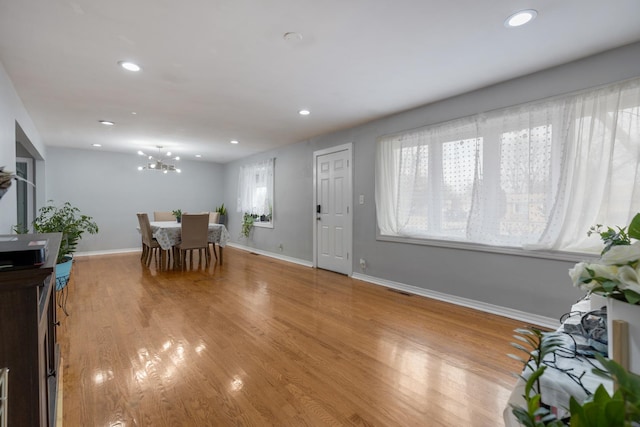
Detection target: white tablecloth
<box><xmin>149</xmin><ymin>221</ymin><xmax>230</xmax><ymax>250</ymax></box>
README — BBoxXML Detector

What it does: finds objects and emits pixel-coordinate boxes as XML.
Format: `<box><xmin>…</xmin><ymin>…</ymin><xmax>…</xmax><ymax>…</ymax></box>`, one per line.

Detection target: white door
<box><xmin>314</xmin><ymin>145</ymin><xmax>352</xmax><ymax>275</ymax></box>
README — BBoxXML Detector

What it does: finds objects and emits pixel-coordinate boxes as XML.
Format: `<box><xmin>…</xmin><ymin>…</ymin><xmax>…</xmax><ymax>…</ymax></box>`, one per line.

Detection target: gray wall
<box><xmin>0</xmin><ymin>63</ymin><xmax>47</xmax><ymax>233</ymax></box>
<box><xmin>45</xmin><ymin>147</ymin><xmax>225</xmax><ymax>253</ymax></box>
<box><xmin>222</xmin><ymin>42</ymin><xmax>640</xmax><ymax>319</ymax></box>
<box><xmin>223</xmin><ymin>141</ymin><xmax>315</xmax><ymax>258</ymax></box>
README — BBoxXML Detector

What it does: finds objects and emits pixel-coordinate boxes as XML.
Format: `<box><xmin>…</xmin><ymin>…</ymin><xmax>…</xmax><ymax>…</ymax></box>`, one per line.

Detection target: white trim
<box><xmin>313</xmin><ymin>142</ymin><xmax>353</xmax><ymax>274</ymax></box>
<box><xmin>253</xmin><ymin>221</ymin><xmax>273</xmax><ymax>229</ymax></box>
<box><xmin>351</xmin><ymin>272</ymin><xmax>560</xmax><ymax>329</ymax></box>
<box><xmin>74</xmin><ymin>245</ymin><xmax>556</xmax><ymax>328</ymax></box>
<box><xmin>75</xmin><ymin>247</ymin><xmax>140</xmax><ymax>257</ymax></box>
<box><xmin>16</xmin><ymin>157</ymin><xmax>35</xmax><ymax>230</ymax></box>
<box><xmin>227</xmin><ymin>242</ymin><xmax>314</xmax><ymax>267</ymax></box>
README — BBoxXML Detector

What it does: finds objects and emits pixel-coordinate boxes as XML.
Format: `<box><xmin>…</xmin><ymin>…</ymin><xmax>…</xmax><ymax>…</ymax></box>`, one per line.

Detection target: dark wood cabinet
<box><xmin>0</xmin><ymin>233</ymin><xmax>61</xmax><ymax>427</ymax></box>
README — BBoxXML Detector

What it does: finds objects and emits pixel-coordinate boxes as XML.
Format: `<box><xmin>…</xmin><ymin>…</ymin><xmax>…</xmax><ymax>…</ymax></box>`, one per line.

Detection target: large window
<box><xmin>237</xmin><ymin>158</ymin><xmax>274</xmax><ymax>227</ymax></box>
<box><xmin>375</xmin><ymin>77</ymin><xmax>640</xmax><ymax>254</ymax></box>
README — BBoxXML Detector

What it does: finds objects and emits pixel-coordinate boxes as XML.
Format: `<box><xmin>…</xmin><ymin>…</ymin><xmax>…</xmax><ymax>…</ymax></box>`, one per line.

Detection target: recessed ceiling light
<box><xmin>131</xmin><ymin>111</ymin><xmax>137</xmax><ymax>115</ymax></box>
<box><xmin>118</xmin><ymin>61</ymin><xmax>141</xmax><ymax>72</ymax></box>
<box><xmin>505</xmin><ymin>9</ymin><xmax>537</xmax><ymax>28</ymax></box>
<box><xmin>99</xmin><ymin>120</ymin><xmax>114</xmax><ymax>126</ymax></box>
<box><xmin>230</xmin><ymin>140</ymin><xmax>239</xmax><ymax>144</ymax></box>
<box><xmin>299</xmin><ymin>109</ymin><xmax>310</xmax><ymax>116</ymax></box>
<box><xmin>92</xmin><ymin>143</ymin><xmax>102</xmax><ymax>147</ymax></box>
<box><xmin>195</xmin><ymin>154</ymin><xmax>202</xmax><ymax>158</ymax></box>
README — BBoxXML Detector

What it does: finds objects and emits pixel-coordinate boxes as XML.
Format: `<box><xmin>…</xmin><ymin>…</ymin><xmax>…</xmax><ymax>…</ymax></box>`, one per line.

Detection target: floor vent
<box><xmin>388</xmin><ymin>288</ymin><xmax>413</xmax><ymax>297</ymax></box>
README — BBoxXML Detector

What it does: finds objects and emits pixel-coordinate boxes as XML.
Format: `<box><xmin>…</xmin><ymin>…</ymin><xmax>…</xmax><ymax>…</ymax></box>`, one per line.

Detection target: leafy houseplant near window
<box><xmin>240</xmin><ymin>212</ymin><xmax>254</xmax><ymax>238</ymax></box>
<box><xmin>32</xmin><ymin>201</ymin><xmax>99</xmax><ymax>288</ymax></box>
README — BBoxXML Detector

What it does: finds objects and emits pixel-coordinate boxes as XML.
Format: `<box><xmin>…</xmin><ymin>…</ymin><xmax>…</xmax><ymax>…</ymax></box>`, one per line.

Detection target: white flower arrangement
<box><xmin>569</xmin><ymin>213</ymin><xmax>640</xmax><ymax>305</ymax></box>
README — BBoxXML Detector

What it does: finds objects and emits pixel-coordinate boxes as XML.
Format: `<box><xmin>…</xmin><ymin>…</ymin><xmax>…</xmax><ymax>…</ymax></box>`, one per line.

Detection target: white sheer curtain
<box><xmin>237</xmin><ymin>158</ymin><xmax>274</xmax><ymax>216</ymax></box>
<box><xmin>375</xmin><ymin>77</ymin><xmax>640</xmax><ymax>253</ymax></box>
<box><xmin>537</xmin><ymin>79</ymin><xmax>640</xmax><ymax>252</ymax></box>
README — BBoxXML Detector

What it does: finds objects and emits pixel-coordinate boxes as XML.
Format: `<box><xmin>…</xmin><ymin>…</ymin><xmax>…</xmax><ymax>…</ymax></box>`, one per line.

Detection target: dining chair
<box><xmin>154</xmin><ymin>211</ymin><xmax>176</xmax><ymax>221</ymax></box>
<box><xmin>174</xmin><ymin>213</ymin><xmax>211</xmax><ymax>269</ymax></box>
<box><xmin>137</xmin><ymin>213</ymin><xmax>171</xmax><ymax>267</ymax></box>
<box><xmin>208</xmin><ymin>212</ymin><xmax>220</xmax><ymax>260</ymax></box>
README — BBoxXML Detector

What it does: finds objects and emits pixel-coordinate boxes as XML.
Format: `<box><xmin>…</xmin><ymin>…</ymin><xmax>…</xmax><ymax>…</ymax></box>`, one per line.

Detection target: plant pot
<box><xmin>55</xmin><ymin>256</ymin><xmax>73</xmax><ymax>291</ymax></box>
<box><xmin>218</xmin><ymin>214</ymin><xmax>226</xmax><ymax>225</ymax></box>
<box><xmin>177</xmin><ymin>217</ymin><xmax>181</xmax><ymax>223</ymax></box>
<box><xmin>607</xmin><ymin>297</ymin><xmax>640</xmax><ymax>374</ymax></box>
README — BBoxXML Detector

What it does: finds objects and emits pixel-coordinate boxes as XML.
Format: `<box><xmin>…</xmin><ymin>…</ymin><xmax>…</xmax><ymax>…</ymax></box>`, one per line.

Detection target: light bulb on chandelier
<box><xmin>137</xmin><ymin>146</ymin><xmax>181</xmax><ymax>173</ymax></box>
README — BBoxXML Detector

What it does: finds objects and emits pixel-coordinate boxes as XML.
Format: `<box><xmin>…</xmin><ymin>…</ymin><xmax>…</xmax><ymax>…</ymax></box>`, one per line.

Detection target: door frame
<box><xmin>312</xmin><ymin>143</ymin><xmax>353</xmax><ymax>275</ymax></box>
<box><xmin>15</xmin><ymin>157</ymin><xmax>35</xmax><ymax>232</ymax></box>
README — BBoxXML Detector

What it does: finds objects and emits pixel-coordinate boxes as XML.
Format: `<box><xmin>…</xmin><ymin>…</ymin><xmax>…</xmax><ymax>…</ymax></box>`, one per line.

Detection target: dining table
<box><xmin>149</xmin><ymin>221</ymin><xmax>231</xmax><ymax>264</ymax></box>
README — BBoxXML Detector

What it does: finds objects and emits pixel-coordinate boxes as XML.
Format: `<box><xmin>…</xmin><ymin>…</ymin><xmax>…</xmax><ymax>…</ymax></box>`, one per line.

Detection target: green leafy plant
<box><xmin>11</xmin><ymin>224</ymin><xmax>29</xmax><ymax>234</ymax></box>
<box><xmin>215</xmin><ymin>204</ymin><xmax>227</xmax><ymax>215</ymax></box>
<box><xmin>587</xmin><ymin>213</ymin><xmax>640</xmax><ymax>255</ymax></box>
<box><xmin>509</xmin><ymin>327</ymin><xmax>640</xmax><ymax>426</ymax></box>
<box><xmin>32</xmin><ymin>201</ymin><xmax>99</xmax><ymax>263</ymax></box>
<box><xmin>241</xmin><ymin>212</ymin><xmax>254</xmax><ymax>238</ymax></box>
<box><xmin>172</xmin><ymin>209</ymin><xmax>182</xmax><ymax>220</ymax></box>
<box><xmin>509</xmin><ymin>328</ymin><xmax>566</xmax><ymax>426</ymax></box>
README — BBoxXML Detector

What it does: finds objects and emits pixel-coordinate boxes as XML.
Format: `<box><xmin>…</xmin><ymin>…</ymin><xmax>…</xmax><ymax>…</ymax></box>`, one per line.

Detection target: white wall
<box><xmin>45</xmin><ymin>147</ymin><xmax>225</xmax><ymax>253</ymax></box>
<box><xmin>0</xmin><ymin>62</ymin><xmax>46</xmax><ymax>233</ymax></box>
<box><xmin>222</xmin><ymin>42</ymin><xmax>640</xmax><ymax>319</ymax></box>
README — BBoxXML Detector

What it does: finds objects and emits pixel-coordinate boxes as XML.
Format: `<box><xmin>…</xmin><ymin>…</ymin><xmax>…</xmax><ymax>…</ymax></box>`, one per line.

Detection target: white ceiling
<box><xmin>1</xmin><ymin>0</ymin><xmax>640</xmax><ymax>164</ymax></box>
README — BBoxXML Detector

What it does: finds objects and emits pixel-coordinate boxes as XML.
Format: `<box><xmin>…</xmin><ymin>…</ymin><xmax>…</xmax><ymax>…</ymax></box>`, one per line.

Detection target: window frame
<box><xmin>375</xmin><ymin>77</ymin><xmax>640</xmax><ymax>262</ymax></box>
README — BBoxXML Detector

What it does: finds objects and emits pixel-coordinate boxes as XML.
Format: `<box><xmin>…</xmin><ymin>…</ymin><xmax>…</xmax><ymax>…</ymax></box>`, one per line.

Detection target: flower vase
<box><xmin>607</xmin><ymin>297</ymin><xmax>640</xmax><ymax>375</ymax></box>
<box><xmin>589</xmin><ymin>294</ymin><xmax>607</xmax><ymax>311</ymax></box>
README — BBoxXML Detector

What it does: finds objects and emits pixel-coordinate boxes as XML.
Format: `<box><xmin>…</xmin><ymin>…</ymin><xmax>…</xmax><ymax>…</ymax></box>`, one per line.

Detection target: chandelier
<box><xmin>137</xmin><ymin>146</ymin><xmax>181</xmax><ymax>173</ymax></box>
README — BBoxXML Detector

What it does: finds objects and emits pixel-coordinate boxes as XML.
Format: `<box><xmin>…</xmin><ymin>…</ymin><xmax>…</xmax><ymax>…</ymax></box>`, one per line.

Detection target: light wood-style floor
<box><xmin>57</xmin><ymin>247</ymin><xmax>531</xmax><ymax>426</ymax></box>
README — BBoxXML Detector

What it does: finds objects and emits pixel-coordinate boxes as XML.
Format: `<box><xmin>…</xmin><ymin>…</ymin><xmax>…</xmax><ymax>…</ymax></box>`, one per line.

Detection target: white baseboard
<box><xmin>75</xmin><ymin>247</ymin><xmax>140</xmax><ymax>257</ymax></box>
<box><xmin>351</xmin><ymin>272</ymin><xmax>559</xmax><ymax>329</ymax></box>
<box><xmin>74</xmin><ymin>245</ymin><xmax>557</xmax><ymax>328</ymax></box>
<box><xmin>226</xmin><ymin>242</ymin><xmax>314</xmax><ymax>268</ymax></box>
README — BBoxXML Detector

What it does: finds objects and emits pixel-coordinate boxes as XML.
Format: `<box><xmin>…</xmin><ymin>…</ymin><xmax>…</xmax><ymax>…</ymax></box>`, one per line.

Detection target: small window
<box><xmin>237</xmin><ymin>158</ymin><xmax>274</xmax><ymax>227</ymax></box>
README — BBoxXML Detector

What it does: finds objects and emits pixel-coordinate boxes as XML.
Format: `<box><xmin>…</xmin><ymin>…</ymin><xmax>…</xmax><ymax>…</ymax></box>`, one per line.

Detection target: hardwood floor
<box><xmin>57</xmin><ymin>248</ymin><xmax>532</xmax><ymax>426</ymax></box>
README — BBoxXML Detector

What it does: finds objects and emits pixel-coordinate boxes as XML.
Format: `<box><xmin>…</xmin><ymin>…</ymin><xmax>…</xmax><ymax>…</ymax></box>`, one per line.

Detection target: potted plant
<box><xmin>172</xmin><ymin>209</ymin><xmax>182</xmax><ymax>223</ymax></box>
<box><xmin>241</xmin><ymin>212</ymin><xmax>254</xmax><ymax>238</ymax></box>
<box><xmin>509</xmin><ymin>327</ymin><xmax>640</xmax><ymax>426</ymax></box>
<box><xmin>215</xmin><ymin>203</ymin><xmax>227</xmax><ymax>224</ymax></box>
<box><xmin>32</xmin><ymin>201</ymin><xmax>99</xmax><ymax>288</ymax></box>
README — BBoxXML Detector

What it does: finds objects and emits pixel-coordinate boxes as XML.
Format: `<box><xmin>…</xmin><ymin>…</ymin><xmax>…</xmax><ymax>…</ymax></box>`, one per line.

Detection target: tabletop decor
<box><xmin>172</xmin><ymin>209</ymin><xmax>183</xmax><ymax>223</ymax></box>
<box><xmin>569</xmin><ymin>213</ymin><xmax>640</xmax><ymax>375</ymax></box>
<box><xmin>215</xmin><ymin>203</ymin><xmax>227</xmax><ymax>224</ymax></box>
<box><xmin>569</xmin><ymin>213</ymin><xmax>640</xmax><ymax>305</ymax></box>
